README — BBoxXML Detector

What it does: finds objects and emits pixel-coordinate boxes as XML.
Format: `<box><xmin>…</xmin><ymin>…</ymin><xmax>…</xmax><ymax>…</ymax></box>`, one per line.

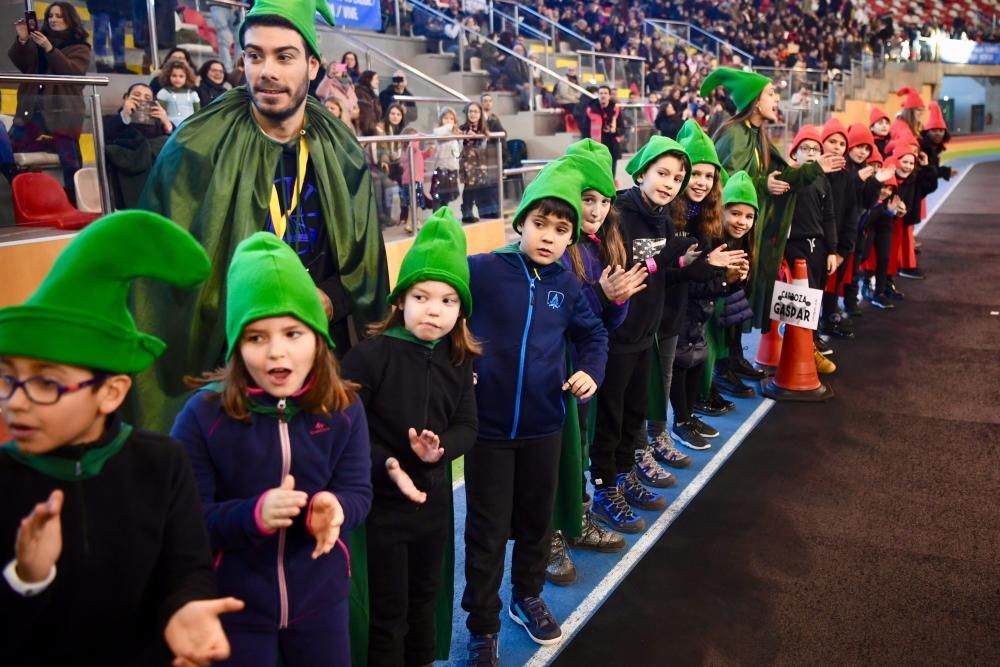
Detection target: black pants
<box><xmin>462</xmin><ymin>432</ymin><xmax>563</xmax><ymax>634</ymax></box>
<box><xmin>784</xmin><ymin>236</ymin><xmax>828</xmax><ymax>290</ymax></box>
<box><xmin>366</xmin><ymin>490</ymin><xmax>450</xmax><ymax>667</ymax></box>
<box><xmin>461</xmin><ymin>184</ymin><xmax>491</xmax><ymax>220</ymax></box>
<box><xmin>590</xmin><ymin>346</ymin><xmax>651</xmax><ymax>489</ymax></box>
<box><xmin>670</xmin><ymin>361</ymin><xmax>704</xmax><ymax>425</ymax></box>
<box><xmin>871</xmin><ymin>221</ymin><xmax>893</xmax><ymax>295</ymax></box>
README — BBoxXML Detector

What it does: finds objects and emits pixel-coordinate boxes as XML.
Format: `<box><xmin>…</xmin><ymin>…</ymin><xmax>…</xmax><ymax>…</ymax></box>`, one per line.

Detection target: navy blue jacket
<box><xmin>469</xmin><ymin>246</ymin><xmax>609</xmax><ymax>441</ymax></box>
<box><xmin>171</xmin><ymin>390</ymin><xmax>372</xmax><ymax>630</ymax></box>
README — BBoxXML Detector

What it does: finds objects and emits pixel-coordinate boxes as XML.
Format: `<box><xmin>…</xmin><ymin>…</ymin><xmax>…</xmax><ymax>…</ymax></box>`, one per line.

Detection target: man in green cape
<box><xmin>133</xmin><ymin>0</ymin><xmax>389</xmax><ymax>434</ymax></box>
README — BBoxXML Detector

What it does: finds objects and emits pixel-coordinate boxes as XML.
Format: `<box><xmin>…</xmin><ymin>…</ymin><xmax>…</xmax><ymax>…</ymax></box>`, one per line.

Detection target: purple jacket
<box><xmin>561</xmin><ymin>233</ymin><xmax>629</xmax><ymax>332</ymax></box>
<box><xmin>170</xmin><ymin>389</ymin><xmax>372</xmax><ymax>630</ymax></box>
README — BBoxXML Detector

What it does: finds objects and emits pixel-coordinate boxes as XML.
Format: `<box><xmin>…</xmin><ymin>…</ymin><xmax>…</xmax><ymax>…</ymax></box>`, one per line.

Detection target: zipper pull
<box><xmin>277</xmin><ymin>398</ymin><xmax>287</xmax><ymax>421</ymax></box>
<box><xmin>529</xmin><ymin>278</ymin><xmax>536</xmax><ymax>306</ymax></box>
<box><xmin>75</xmin><ymin>460</ymin><xmax>82</xmax><ymax>477</ymax></box>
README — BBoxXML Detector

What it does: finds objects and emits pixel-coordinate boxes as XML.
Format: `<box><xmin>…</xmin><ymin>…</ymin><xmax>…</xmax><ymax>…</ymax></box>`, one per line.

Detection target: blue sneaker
<box><xmin>466</xmin><ymin>632</ymin><xmax>499</xmax><ymax>666</ymax></box>
<box><xmin>592</xmin><ymin>485</ymin><xmax>645</xmax><ymax>533</ymax></box>
<box><xmin>617</xmin><ymin>470</ymin><xmax>667</xmax><ymax>511</ymax></box>
<box><xmin>509</xmin><ymin>596</ymin><xmax>562</xmax><ymax>645</ymax></box>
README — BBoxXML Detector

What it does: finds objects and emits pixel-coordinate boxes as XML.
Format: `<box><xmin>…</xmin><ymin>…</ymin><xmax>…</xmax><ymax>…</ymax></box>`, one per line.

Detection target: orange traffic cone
<box><xmin>762</xmin><ymin>258</ymin><xmax>834</xmax><ymax>402</ymax></box>
<box><xmin>755</xmin><ymin>259</ymin><xmax>790</xmax><ymax>371</ymax></box>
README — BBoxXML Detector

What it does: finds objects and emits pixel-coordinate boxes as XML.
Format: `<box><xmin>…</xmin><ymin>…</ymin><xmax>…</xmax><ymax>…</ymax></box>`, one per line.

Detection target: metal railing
<box><xmin>0</xmin><ymin>73</ymin><xmax>113</xmax><ymax>215</ymax></box>
<box><xmin>491</xmin><ymin>0</ymin><xmax>596</xmax><ymax>53</ymax></box>
<box><xmin>576</xmin><ymin>50</ymin><xmax>647</xmax><ymax>91</ymax></box>
<box><xmin>356</xmin><ymin>131</ymin><xmax>506</xmax><ymax>232</ymax></box>
<box><xmin>642</xmin><ymin>20</ymin><xmax>707</xmax><ymax>57</ymax></box>
<box><xmin>489</xmin><ymin>6</ymin><xmax>554</xmax><ymax>70</ymax></box>
<box><xmin>408</xmin><ymin>0</ymin><xmax>595</xmax><ymax>112</ymax></box>
<box><xmin>683</xmin><ymin>21</ymin><xmax>755</xmax><ymax>65</ymax></box>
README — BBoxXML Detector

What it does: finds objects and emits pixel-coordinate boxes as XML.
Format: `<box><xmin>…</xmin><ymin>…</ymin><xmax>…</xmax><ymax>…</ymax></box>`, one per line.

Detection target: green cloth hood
<box><xmin>512</xmin><ymin>156</ymin><xmax>585</xmax><ymax>243</ymax></box>
<box><xmin>226</xmin><ymin>232</ymin><xmax>335</xmax><ymax>359</ymax></box>
<box><xmin>0</xmin><ymin>211</ymin><xmax>209</xmax><ymax>373</ymax></box>
<box><xmin>699</xmin><ymin>67</ymin><xmax>771</xmax><ymax>114</ymax></box>
<box><xmin>564</xmin><ymin>139</ymin><xmax>616</xmax><ymax>198</ymax></box>
<box><xmin>388</xmin><ymin>207</ymin><xmax>472</xmax><ymax>315</ymax></box>
<box><xmin>240</xmin><ymin>0</ymin><xmax>335</xmax><ymax>58</ymax></box>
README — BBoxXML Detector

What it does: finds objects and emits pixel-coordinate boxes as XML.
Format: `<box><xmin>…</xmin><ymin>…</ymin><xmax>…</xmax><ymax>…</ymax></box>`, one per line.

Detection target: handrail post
<box><xmin>89</xmin><ymin>86</ymin><xmax>113</xmax><ymax>214</ymax></box>
<box><xmin>495</xmin><ymin>134</ymin><xmax>504</xmax><ymax>221</ymax></box>
<box><xmin>458</xmin><ymin>27</ymin><xmax>465</xmax><ymax>72</ymax></box>
<box><xmin>146</xmin><ymin>0</ymin><xmax>159</xmax><ymax>70</ymax></box>
<box><xmin>394</xmin><ymin>0</ymin><xmax>401</xmax><ymax>36</ymax></box>
<box><xmin>407</xmin><ymin>141</ymin><xmax>417</xmax><ymax>233</ymax></box>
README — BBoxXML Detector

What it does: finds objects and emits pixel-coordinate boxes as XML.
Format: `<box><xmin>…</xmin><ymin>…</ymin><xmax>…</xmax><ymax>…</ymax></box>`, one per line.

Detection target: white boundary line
<box><xmin>0</xmin><ymin>232</ymin><xmax>77</xmax><ymax>248</ymax></box>
<box><xmin>524</xmin><ymin>398</ymin><xmax>775</xmax><ymax>667</ymax></box>
<box><xmin>914</xmin><ymin>161</ymin><xmax>976</xmax><ymax>237</ymax></box>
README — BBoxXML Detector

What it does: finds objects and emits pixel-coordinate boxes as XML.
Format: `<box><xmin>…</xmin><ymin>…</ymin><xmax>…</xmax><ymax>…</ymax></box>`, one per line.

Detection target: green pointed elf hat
<box><xmin>512</xmin><ymin>155</ymin><xmax>586</xmax><ymax>243</ymax></box>
<box><xmin>389</xmin><ymin>207</ymin><xmax>472</xmax><ymax>315</ymax></box>
<box><xmin>626</xmin><ymin>135</ymin><xmax>692</xmax><ymax>194</ymax></box>
<box><xmin>0</xmin><ymin>211</ymin><xmax>210</xmax><ymax>373</ymax></box>
<box><xmin>699</xmin><ymin>67</ymin><xmax>771</xmax><ymax>114</ymax></box>
<box><xmin>722</xmin><ymin>170</ymin><xmax>759</xmax><ymax>211</ymax></box>
<box><xmin>240</xmin><ymin>0</ymin><xmax>335</xmax><ymax>58</ymax></box>
<box><xmin>565</xmin><ymin>139</ymin><xmax>617</xmax><ymax>198</ymax></box>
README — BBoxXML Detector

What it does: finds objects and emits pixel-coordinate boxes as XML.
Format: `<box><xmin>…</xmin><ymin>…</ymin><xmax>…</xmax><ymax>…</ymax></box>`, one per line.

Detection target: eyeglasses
<box><xmin>797</xmin><ymin>145</ymin><xmax>822</xmax><ymax>155</ymax></box>
<box><xmin>0</xmin><ymin>374</ymin><xmax>106</xmax><ymax>406</ymax></box>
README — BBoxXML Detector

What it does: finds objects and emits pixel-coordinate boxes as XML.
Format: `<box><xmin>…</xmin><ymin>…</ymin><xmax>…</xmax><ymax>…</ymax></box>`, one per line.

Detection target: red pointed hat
<box><xmin>897</xmin><ymin>86</ymin><xmax>926</xmax><ymax>110</ymax></box>
<box><xmin>869</xmin><ymin>106</ymin><xmax>890</xmax><ymax>128</ymax></box>
<box><xmin>789</xmin><ymin>124</ymin><xmax>822</xmax><ymax>157</ymax></box>
<box><xmin>821</xmin><ymin>117</ymin><xmax>849</xmax><ymax>144</ymax></box>
<box><xmin>847</xmin><ymin>123</ymin><xmax>875</xmax><ymax>151</ymax></box>
<box><xmin>868</xmin><ymin>144</ymin><xmax>885</xmax><ymax>165</ymax></box>
<box><xmin>890</xmin><ymin>118</ymin><xmax>917</xmax><ymax>142</ymax></box>
<box><xmin>890</xmin><ymin>142</ymin><xmax>918</xmax><ymax>161</ymax></box>
<box><xmin>925</xmin><ymin>102</ymin><xmax>946</xmax><ymax>130</ymax></box>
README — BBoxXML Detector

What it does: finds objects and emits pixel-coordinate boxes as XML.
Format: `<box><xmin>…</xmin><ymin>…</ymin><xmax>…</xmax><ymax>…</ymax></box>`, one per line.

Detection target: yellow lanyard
<box><xmin>268</xmin><ymin>135</ymin><xmax>310</xmax><ymax>240</ymax></box>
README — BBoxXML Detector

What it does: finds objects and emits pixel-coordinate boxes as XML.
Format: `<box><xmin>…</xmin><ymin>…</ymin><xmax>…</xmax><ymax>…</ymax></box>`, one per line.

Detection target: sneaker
<box><xmin>592</xmin><ymin>485</ymin><xmax>645</xmax><ymax>533</ymax></box>
<box><xmin>568</xmin><ymin>509</ymin><xmax>627</xmax><ymax>552</ymax></box>
<box><xmin>814</xmin><ymin>336</ymin><xmax>834</xmax><ymax>356</ymax></box>
<box><xmin>713</xmin><ymin>368</ymin><xmax>755</xmax><ymax>398</ymax></box>
<box><xmin>648</xmin><ymin>432</ymin><xmax>692</xmax><ymax>468</ymax></box>
<box><xmin>820</xmin><ymin>314</ymin><xmax>856</xmax><ymax>340</ymax></box>
<box><xmin>886</xmin><ymin>278</ymin><xmax>905</xmax><ymax>301</ymax></box>
<box><xmin>870</xmin><ymin>293</ymin><xmax>895</xmax><ymax>310</ymax></box>
<box><xmin>672</xmin><ymin>421</ymin><xmax>711</xmax><ymax>451</ymax></box>
<box><xmin>466</xmin><ymin>633</ymin><xmax>500</xmax><ymax>667</ymax></box>
<box><xmin>617</xmin><ymin>470</ymin><xmax>667</xmax><ymax>510</ymax></box>
<box><xmin>632</xmin><ymin>447</ymin><xmax>677</xmax><ymax>487</ymax></box>
<box><xmin>692</xmin><ymin>397</ymin><xmax>726</xmax><ymax>417</ymax></box>
<box><xmin>733</xmin><ymin>356</ymin><xmax>765</xmax><ymax>380</ymax></box>
<box><xmin>814</xmin><ymin>348</ymin><xmax>837</xmax><ymax>374</ymax></box>
<box><xmin>688</xmin><ymin>414</ymin><xmax>720</xmax><ymax>439</ymax></box>
<box><xmin>509</xmin><ymin>596</ymin><xmax>562</xmax><ymax>645</ymax></box>
<box><xmin>897</xmin><ymin>267</ymin><xmax>925</xmax><ymax>280</ymax></box>
<box><xmin>545</xmin><ymin>531</ymin><xmax>576</xmax><ymax>586</ymax></box>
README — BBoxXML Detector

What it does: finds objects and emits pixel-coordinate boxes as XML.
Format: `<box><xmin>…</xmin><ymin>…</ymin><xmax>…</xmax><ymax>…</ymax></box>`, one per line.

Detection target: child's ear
<box><xmin>97</xmin><ymin>375</ymin><xmax>133</xmax><ymax>415</ymax></box>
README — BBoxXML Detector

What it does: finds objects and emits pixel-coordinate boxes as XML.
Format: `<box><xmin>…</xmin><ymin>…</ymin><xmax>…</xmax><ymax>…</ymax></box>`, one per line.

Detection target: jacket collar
<box><xmin>2</xmin><ymin>414</ymin><xmax>132</xmax><ymax>481</ymax></box>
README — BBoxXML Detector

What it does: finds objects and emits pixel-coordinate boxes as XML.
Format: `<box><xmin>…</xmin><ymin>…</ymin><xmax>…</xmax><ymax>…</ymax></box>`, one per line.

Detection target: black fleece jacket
<box><xmin>789</xmin><ymin>171</ymin><xmax>837</xmax><ymax>246</ymax></box>
<box><xmin>340</xmin><ymin>332</ymin><xmax>478</xmax><ymax>510</ymax></box>
<box><xmin>0</xmin><ymin>414</ymin><xmax>216</xmax><ymax>666</ymax></box>
<box><xmin>613</xmin><ymin>187</ymin><xmax>713</xmax><ymax>351</ymax></box>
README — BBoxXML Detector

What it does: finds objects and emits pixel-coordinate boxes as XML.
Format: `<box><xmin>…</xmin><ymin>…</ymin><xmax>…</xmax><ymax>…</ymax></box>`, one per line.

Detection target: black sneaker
<box><xmin>466</xmin><ymin>633</ymin><xmax>500</xmax><ymax>666</ymax></box>
<box><xmin>897</xmin><ymin>267</ymin><xmax>925</xmax><ymax>280</ymax></box>
<box><xmin>692</xmin><ymin>398</ymin><xmax>726</xmax><ymax>417</ymax></box>
<box><xmin>814</xmin><ymin>336</ymin><xmax>834</xmax><ymax>356</ymax></box>
<box><xmin>870</xmin><ymin>293</ymin><xmax>896</xmax><ymax>310</ymax></box>
<box><xmin>733</xmin><ymin>356</ymin><xmax>765</xmax><ymax>380</ymax></box>
<box><xmin>592</xmin><ymin>485</ymin><xmax>645</xmax><ymax>533</ymax></box>
<box><xmin>617</xmin><ymin>470</ymin><xmax>667</xmax><ymax>510</ymax></box>
<box><xmin>689</xmin><ymin>415</ymin><xmax>719</xmax><ymax>439</ymax></box>
<box><xmin>820</xmin><ymin>314</ymin><xmax>855</xmax><ymax>339</ymax></box>
<box><xmin>509</xmin><ymin>596</ymin><xmax>562</xmax><ymax>645</ymax></box>
<box><xmin>886</xmin><ymin>278</ymin><xmax>905</xmax><ymax>301</ymax></box>
<box><xmin>672</xmin><ymin>421</ymin><xmax>711</xmax><ymax>451</ymax></box>
<box><xmin>713</xmin><ymin>369</ymin><xmax>755</xmax><ymax>398</ymax></box>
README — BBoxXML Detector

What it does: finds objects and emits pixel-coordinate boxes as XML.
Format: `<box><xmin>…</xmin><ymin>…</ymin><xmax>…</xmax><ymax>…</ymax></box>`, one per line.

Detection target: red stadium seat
<box><xmin>12</xmin><ymin>172</ymin><xmax>101</xmax><ymax>230</ymax></box>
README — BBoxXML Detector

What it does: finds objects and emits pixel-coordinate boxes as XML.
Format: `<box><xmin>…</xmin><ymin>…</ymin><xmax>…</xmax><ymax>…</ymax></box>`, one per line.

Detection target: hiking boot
<box><xmin>568</xmin><ymin>509</ymin><xmax>627</xmax><ymax>552</ymax></box>
<box><xmin>870</xmin><ymin>293</ymin><xmax>895</xmax><ymax>310</ymax></box>
<box><xmin>689</xmin><ymin>415</ymin><xmax>720</xmax><ymax>439</ymax></box>
<box><xmin>617</xmin><ymin>471</ymin><xmax>667</xmax><ymax>511</ymax></box>
<box><xmin>648</xmin><ymin>431</ymin><xmax>692</xmax><ymax>468</ymax></box>
<box><xmin>545</xmin><ymin>531</ymin><xmax>576</xmax><ymax>586</ymax></box>
<box><xmin>509</xmin><ymin>596</ymin><xmax>562</xmax><ymax>645</ymax></box>
<box><xmin>897</xmin><ymin>267</ymin><xmax>925</xmax><ymax>280</ymax></box>
<box><xmin>814</xmin><ymin>348</ymin><xmax>837</xmax><ymax>374</ymax></box>
<box><xmin>466</xmin><ymin>633</ymin><xmax>499</xmax><ymax>667</ymax></box>
<box><xmin>713</xmin><ymin>368</ymin><xmax>755</xmax><ymax>398</ymax></box>
<box><xmin>592</xmin><ymin>485</ymin><xmax>645</xmax><ymax>533</ymax></box>
<box><xmin>672</xmin><ymin>421</ymin><xmax>711</xmax><ymax>451</ymax></box>
<box><xmin>733</xmin><ymin>356</ymin><xmax>765</xmax><ymax>380</ymax></box>
<box><xmin>633</xmin><ymin>447</ymin><xmax>676</xmax><ymax>488</ymax></box>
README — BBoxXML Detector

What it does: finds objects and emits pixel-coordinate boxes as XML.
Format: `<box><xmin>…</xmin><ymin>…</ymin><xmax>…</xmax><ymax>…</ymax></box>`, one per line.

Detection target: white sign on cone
<box><xmin>769</xmin><ymin>280</ymin><xmax>823</xmax><ymax>330</ymax></box>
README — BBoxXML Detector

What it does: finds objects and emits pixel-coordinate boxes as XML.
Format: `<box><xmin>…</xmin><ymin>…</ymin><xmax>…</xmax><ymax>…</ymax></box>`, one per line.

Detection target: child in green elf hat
<box><xmin>588</xmin><ymin>136</ymin><xmax>744</xmax><ymax>535</ymax></box>
<box><xmin>0</xmin><ymin>211</ymin><xmax>243</xmax><ymax>666</ymax></box>
<box><xmin>461</xmin><ymin>156</ymin><xmax>608</xmax><ymax>659</ymax></box>
<box><xmin>340</xmin><ymin>208</ymin><xmax>480</xmax><ymax>666</ymax></box>
<box><xmin>171</xmin><ymin>232</ymin><xmax>372</xmax><ymax>667</ymax></box>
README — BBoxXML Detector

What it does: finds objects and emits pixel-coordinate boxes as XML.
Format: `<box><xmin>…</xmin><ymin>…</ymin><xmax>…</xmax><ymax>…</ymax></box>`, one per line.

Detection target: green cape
<box><xmin>133</xmin><ymin>87</ymin><xmax>389</xmax><ymax>432</ymax></box>
<box><xmin>713</xmin><ymin>120</ymin><xmax>822</xmax><ymax>333</ymax></box>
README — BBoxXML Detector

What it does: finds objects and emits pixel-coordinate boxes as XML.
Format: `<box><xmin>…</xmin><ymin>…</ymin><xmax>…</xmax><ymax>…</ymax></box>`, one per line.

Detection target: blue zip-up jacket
<box><xmin>469</xmin><ymin>245</ymin><xmax>609</xmax><ymax>441</ymax></box>
<box><xmin>170</xmin><ymin>390</ymin><xmax>372</xmax><ymax>630</ymax></box>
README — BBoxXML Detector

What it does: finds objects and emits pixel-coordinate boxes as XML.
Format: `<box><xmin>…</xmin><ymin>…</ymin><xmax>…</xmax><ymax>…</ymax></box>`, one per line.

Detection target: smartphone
<box><xmin>24</xmin><ymin>10</ymin><xmax>38</xmax><ymax>33</ymax></box>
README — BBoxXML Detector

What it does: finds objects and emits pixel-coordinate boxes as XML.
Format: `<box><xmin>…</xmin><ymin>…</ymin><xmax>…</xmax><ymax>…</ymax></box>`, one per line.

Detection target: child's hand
<box><xmin>599</xmin><ymin>264</ymin><xmax>648</xmax><ymax>302</ymax></box>
<box><xmin>165</xmin><ymin>597</ymin><xmax>244</xmax><ymax>667</ymax></box>
<box><xmin>826</xmin><ymin>254</ymin><xmax>838</xmax><ymax>275</ymax></box>
<box><xmin>767</xmin><ymin>171</ymin><xmax>790</xmax><ymax>195</ymax></box>
<box><xmin>875</xmin><ymin>166</ymin><xmax>896</xmax><ymax>183</ymax></box>
<box><xmin>890</xmin><ymin>195</ymin><xmax>907</xmax><ymax>216</ymax></box>
<box><xmin>15</xmin><ymin>489</ymin><xmax>63</xmax><ymax>583</ymax></box>
<box><xmin>386</xmin><ymin>458</ymin><xmax>427</xmax><ymax>504</ymax></box>
<box><xmin>706</xmin><ymin>244</ymin><xmax>748</xmax><ymax>268</ymax></box>
<box><xmin>858</xmin><ymin>165</ymin><xmax>875</xmax><ymax>181</ymax></box>
<box><xmin>408</xmin><ymin>428</ymin><xmax>444</xmax><ymax>463</ymax></box>
<box><xmin>260</xmin><ymin>475</ymin><xmax>308</xmax><ymax>531</ymax></box>
<box><xmin>682</xmin><ymin>245</ymin><xmax>703</xmax><ymax>266</ymax></box>
<box><xmin>563</xmin><ymin>371</ymin><xmax>597</xmax><ymax>400</ymax></box>
<box><xmin>818</xmin><ymin>153</ymin><xmax>847</xmax><ymax>173</ymax></box>
<box><xmin>308</xmin><ymin>491</ymin><xmax>344</xmax><ymax>559</ymax></box>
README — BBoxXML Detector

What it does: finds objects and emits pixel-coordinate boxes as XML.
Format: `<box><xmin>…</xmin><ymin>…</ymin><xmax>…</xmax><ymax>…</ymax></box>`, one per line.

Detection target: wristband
<box><xmin>678</xmin><ymin>256</ymin><xmax>685</xmax><ymax>268</ymax></box>
<box><xmin>644</xmin><ymin>257</ymin><xmax>657</xmax><ymax>274</ymax></box>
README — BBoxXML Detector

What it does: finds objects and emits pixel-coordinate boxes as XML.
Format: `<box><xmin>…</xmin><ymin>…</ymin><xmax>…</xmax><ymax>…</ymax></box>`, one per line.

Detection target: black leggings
<box><xmin>670</xmin><ymin>361</ymin><xmax>704</xmax><ymax>425</ymax></box>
